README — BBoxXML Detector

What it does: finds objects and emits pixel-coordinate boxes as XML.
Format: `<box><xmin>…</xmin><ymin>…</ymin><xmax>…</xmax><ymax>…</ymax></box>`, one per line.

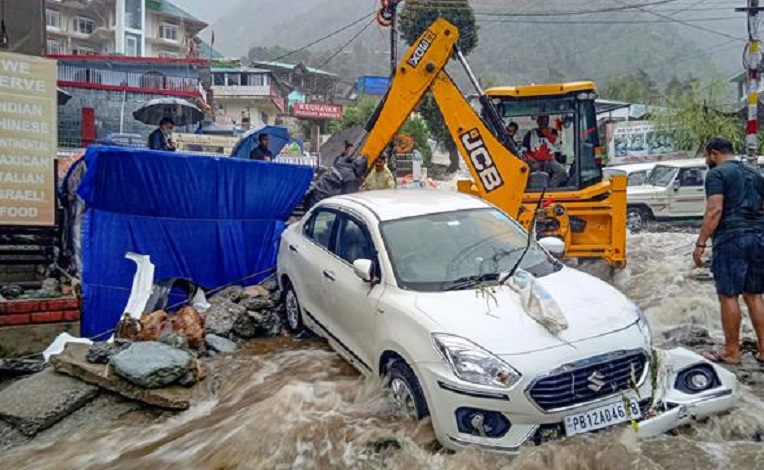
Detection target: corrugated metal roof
<box><xmin>147</xmin><ymin>0</ymin><xmax>205</xmax><ymax>24</ymax></box>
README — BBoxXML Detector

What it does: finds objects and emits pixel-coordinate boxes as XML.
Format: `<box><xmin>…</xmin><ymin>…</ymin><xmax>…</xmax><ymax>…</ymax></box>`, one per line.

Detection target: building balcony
<box><xmin>212</xmin><ymin>85</ymin><xmax>274</xmax><ymax>98</ymax></box>
<box><xmin>57</xmin><ymin>63</ymin><xmax>201</xmax><ymax>97</ymax></box>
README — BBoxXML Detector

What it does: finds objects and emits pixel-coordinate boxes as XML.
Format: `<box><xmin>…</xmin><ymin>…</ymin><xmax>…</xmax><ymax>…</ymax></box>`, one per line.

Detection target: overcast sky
<box><xmin>172</xmin><ymin>0</ymin><xmax>241</xmax><ymax>24</ymax></box>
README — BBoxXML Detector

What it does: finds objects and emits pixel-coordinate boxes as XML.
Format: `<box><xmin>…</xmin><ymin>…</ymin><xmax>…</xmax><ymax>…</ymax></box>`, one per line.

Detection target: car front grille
<box><xmin>527</xmin><ymin>350</ymin><xmax>650</xmax><ymax>412</ymax></box>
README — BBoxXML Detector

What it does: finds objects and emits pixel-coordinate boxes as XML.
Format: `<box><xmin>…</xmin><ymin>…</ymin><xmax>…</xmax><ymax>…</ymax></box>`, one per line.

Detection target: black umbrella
<box><xmin>132</xmin><ymin>97</ymin><xmax>204</xmax><ymax>126</ymax></box>
<box><xmin>57</xmin><ymin>88</ymin><xmax>72</xmax><ymax>105</ymax></box>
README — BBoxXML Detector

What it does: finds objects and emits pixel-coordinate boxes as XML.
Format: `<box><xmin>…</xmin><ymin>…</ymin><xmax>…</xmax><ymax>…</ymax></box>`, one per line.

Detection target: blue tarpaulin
<box><xmin>77</xmin><ymin>146</ymin><xmax>313</xmax><ymax>337</ymax></box>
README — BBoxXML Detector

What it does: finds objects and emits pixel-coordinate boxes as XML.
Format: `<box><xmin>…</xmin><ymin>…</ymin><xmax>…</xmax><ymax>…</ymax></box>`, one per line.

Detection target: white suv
<box><xmin>277</xmin><ymin>190</ymin><xmax>737</xmax><ymax>452</ymax></box>
<box><xmin>627</xmin><ymin>157</ymin><xmax>764</xmax><ymax>230</ymax></box>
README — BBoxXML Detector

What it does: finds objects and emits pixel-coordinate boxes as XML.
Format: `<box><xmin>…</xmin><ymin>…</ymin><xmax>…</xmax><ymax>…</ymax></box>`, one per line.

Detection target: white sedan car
<box><xmin>277</xmin><ymin>190</ymin><xmax>737</xmax><ymax>452</ymax></box>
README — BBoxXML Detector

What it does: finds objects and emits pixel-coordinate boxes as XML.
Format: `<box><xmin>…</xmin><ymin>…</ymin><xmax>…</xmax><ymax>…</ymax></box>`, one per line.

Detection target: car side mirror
<box><xmin>538</xmin><ymin>237</ymin><xmax>565</xmax><ymax>257</ymax></box>
<box><xmin>673</xmin><ymin>179</ymin><xmax>681</xmax><ymax>191</ymax></box>
<box><xmin>353</xmin><ymin>259</ymin><xmax>374</xmax><ymax>282</ymax></box>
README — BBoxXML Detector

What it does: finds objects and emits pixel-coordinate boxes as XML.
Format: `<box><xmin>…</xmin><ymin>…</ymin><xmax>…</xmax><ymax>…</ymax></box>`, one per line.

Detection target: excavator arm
<box><xmin>358</xmin><ymin>18</ymin><xmax>529</xmax><ymax>216</ymax></box>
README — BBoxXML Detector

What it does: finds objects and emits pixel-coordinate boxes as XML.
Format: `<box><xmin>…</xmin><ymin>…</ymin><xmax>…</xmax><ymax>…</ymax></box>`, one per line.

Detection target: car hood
<box><xmin>627</xmin><ymin>184</ymin><xmax>664</xmax><ymax>197</ymax></box>
<box><xmin>413</xmin><ymin>267</ymin><xmax>638</xmax><ymax>355</ymax></box>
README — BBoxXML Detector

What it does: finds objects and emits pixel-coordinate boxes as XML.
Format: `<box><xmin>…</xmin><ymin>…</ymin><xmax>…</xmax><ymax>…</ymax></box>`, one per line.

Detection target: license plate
<box><xmin>564</xmin><ymin>399</ymin><xmax>642</xmax><ymax>437</ymax></box>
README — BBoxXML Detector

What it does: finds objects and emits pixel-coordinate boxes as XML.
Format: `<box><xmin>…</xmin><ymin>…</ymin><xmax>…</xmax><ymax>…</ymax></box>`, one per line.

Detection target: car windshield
<box><xmin>646</xmin><ymin>166</ymin><xmax>678</xmax><ymax>187</ymax></box>
<box><xmin>380</xmin><ymin>208</ymin><xmax>559</xmax><ymax>292</ymax></box>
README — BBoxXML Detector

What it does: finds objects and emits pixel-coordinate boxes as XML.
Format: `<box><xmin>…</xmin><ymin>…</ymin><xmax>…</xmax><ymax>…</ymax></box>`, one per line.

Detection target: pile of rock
<box><xmin>202</xmin><ymin>279</ymin><xmax>284</xmax><ymax>344</ymax></box>
<box><xmin>71</xmin><ymin>278</ymin><xmax>283</xmax><ymax>392</ymax></box>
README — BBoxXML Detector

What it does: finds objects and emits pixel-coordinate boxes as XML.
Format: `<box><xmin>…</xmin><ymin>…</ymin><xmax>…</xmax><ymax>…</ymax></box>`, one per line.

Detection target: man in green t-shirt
<box><xmin>694</xmin><ymin>137</ymin><xmax>764</xmax><ymax>364</ymax></box>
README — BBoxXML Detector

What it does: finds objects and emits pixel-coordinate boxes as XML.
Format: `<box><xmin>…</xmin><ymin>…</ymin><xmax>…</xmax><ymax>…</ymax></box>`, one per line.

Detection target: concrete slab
<box><xmin>50</xmin><ymin>343</ymin><xmax>192</xmax><ymax>410</ymax></box>
<box><xmin>0</xmin><ymin>369</ymin><xmax>98</xmax><ymax>436</ymax></box>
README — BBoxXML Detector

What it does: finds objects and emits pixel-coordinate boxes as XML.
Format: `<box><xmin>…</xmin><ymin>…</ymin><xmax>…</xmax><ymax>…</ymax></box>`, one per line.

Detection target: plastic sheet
<box><xmin>77</xmin><ymin>146</ymin><xmax>312</xmax><ymax>337</ymax></box>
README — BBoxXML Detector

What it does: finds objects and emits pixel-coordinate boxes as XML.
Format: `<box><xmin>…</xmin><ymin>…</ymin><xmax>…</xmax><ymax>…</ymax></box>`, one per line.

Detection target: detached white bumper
<box><xmin>415</xmin><ymin>347</ymin><xmax>738</xmax><ymax>452</ymax></box>
<box><xmin>636</xmin><ymin>347</ymin><xmax>738</xmax><ymax>438</ymax></box>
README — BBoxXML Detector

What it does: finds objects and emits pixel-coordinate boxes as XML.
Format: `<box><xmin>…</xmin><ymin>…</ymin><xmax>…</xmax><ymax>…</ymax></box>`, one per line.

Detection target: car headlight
<box><xmin>432</xmin><ymin>333</ymin><xmax>521</xmax><ymax>388</ymax></box>
<box><xmin>628</xmin><ymin>301</ymin><xmax>653</xmax><ymax>347</ymax></box>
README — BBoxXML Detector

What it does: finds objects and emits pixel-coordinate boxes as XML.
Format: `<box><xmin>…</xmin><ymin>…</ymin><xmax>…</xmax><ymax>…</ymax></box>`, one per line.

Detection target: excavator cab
<box><xmin>483</xmin><ymin>83</ymin><xmax>603</xmax><ymax>193</ymax></box>
<box><xmin>356</xmin><ymin>17</ymin><xmax>627</xmax><ymax>267</ymax></box>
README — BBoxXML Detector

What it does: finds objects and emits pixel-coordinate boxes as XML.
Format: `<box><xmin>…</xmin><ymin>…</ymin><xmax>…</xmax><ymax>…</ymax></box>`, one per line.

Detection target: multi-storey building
<box><xmin>211</xmin><ymin>62</ymin><xmax>289</xmax><ymax>130</ymax></box>
<box><xmin>44</xmin><ymin>0</ymin><xmax>207</xmax><ymax>59</ymax></box>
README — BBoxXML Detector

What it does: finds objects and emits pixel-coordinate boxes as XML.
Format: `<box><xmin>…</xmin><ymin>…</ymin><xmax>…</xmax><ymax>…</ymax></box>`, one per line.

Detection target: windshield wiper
<box><xmin>444</xmin><ymin>273</ymin><xmax>500</xmax><ymax>291</ymax></box>
<box><xmin>504</xmin><ymin>187</ymin><xmax>547</xmax><ymax>280</ymax></box>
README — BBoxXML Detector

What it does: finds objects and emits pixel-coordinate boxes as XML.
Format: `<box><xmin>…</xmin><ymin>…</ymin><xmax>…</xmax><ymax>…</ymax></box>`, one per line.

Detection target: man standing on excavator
<box><xmin>523</xmin><ymin>115</ymin><xmax>567</xmax><ymax>187</ymax></box>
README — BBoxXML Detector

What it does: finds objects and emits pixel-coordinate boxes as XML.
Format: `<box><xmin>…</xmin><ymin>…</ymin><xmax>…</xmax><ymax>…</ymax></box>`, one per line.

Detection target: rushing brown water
<box><xmin>4</xmin><ymin>232</ymin><xmax>764</xmax><ymax>469</ymax></box>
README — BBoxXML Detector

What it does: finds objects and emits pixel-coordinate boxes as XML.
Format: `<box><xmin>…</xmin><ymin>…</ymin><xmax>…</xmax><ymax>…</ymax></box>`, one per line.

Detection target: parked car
<box><xmin>603</xmin><ymin>162</ymin><xmax>657</xmax><ymax>187</ymax></box>
<box><xmin>277</xmin><ymin>190</ymin><xmax>737</xmax><ymax>452</ymax></box>
<box><xmin>626</xmin><ymin>157</ymin><xmax>764</xmax><ymax>231</ymax></box>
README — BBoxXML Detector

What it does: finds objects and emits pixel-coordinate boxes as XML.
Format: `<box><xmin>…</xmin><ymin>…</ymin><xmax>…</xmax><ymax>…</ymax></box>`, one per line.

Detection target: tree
<box><xmin>600</xmin><ymin>70</ymin><xmax>659</xmax><ymax>104</ymax></box>
<box><xmin>655</xmin><ymin>80</ymin><xmax>742</xmax><ymax>155</ymax></box>
<box><xmin>399</xmin><ymin>0</ymin><xmax>479</xmax><ymax>172</ymax></box>
<box><xmin>328</xmin><ymin>97</ymin><xmax>433</xmax><ymax>163</ymax></box>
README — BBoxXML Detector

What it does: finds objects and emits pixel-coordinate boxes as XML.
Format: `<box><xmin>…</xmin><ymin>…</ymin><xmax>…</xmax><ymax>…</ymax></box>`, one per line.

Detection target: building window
<box><xmin>226</xmin><ymin>73</ymin><xmax>240</xmax><ymax>86</ymax></box>
<box><xmin>213</xmin><ymin>73</ymin><xmax>225</xmax><ymax>86</ymax></box>
<box><xmin>158</xmin><ymin>51</ymin><xmax>179</xmax><ymax>58</ymax></box>
<box><xmin>125</xmin><ymin>0</ymin><xmax>143</xmax><ymax>30</ymax></box>
<box><xmin>159</xmin><ymin>24</ymin><xmax>179</xmax><ymax>42</ymax></box>
<box><xmin>46</xmin><ymin>9</ymin><xmax>61</xmax><ymax>29</ymax></box>
<box><xmin>46</xmin><ymin>40</ymin><xmax>64</xmax><ymax>55</ymax></box>
<box><xmin>126</xmin><ymin>34</ymin><xmax>141</xmax><ymax>56</ymax></box>
<box><xmin>73</xmin><ymin>69</ymin><xmax>103</xmax><ymax>85</ymax></box>
<box><xmin>72</xmin><ymin>46</ymin><xmax>96</xmax><ymax>56</ymax></box>
<box><xmin>73</xmin><ymin>17</ymin><xmax>95</xmax><ymax>35</ymax></box>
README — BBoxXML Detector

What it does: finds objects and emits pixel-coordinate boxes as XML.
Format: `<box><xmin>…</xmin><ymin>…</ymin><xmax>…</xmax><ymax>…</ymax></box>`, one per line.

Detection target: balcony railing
<box><xmin>58</xmin><ymin>64</ymin><xmax>199</xmax><ymax>95</ymax></box>
<box><xmin>212</xmin><ymin>85</ymin><xmax>273</xmax><ymax>97</ymax></box>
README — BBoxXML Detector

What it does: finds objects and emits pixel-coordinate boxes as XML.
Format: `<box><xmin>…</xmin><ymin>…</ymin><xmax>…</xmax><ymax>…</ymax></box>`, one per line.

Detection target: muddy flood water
<box><xmin>4</xmin><ymin>232</ymin><xmax>764</xmax><ymax>469</ymax></box>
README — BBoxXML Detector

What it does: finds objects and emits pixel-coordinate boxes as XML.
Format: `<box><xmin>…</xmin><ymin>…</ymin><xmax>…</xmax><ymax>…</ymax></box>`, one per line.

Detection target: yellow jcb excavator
<box><xmin>357</xmin><ymin>18</ymin><xmax>627</xmax><ymax>267</ymax></box>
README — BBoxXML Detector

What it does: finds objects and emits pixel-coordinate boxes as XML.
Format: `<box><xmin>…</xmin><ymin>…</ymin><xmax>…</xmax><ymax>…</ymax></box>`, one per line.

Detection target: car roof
<box><xmin>331</xmin><ymin>190</ymin><xmax>489</xmax><ymax>222</ymax></box>
<box><xmin>651</xmin><ymin>158</ymin><xmax>706</xmax><ymax>168</ymax></box>
<box><xmin>604</xmin><ymin>162</ymin><xmax>657</xmax><ymax>173</ymax></box>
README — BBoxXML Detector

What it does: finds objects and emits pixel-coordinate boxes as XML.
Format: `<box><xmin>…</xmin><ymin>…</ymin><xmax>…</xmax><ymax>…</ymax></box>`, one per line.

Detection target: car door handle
<box><xmin>288</xmin><ymin>244</ymin><xmax>299</xmax><ymax>253</ymax></box>
<box><xmin>323</xmin><ymin>270</ymin><xmax>336</xmax><ymax>281</ymax></box>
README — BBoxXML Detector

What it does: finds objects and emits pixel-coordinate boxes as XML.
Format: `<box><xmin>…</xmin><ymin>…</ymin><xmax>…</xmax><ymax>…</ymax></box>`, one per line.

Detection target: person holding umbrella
<box><xmin>147</xmin><ymin>117</ymin><xmax>176</xmax><ymax>152</ymax></box>
<box><xmin>249</xmin><ymin>133</ymin><xmax>273</xmax><ymax>161</ymax></box>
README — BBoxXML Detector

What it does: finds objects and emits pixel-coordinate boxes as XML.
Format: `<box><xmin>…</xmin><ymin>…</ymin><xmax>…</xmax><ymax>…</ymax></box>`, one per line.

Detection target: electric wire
<box><xmin>405</xmin><ymin>0</ymin><xmax>684</xmax><ymax>16</ymax></box>
<box><xmin>316</xmin><ymin>18</ymin><xmax>377</xmax><ymax>69</ymax></box>
<box><xmin>266</xmin><ymin>11</ymin><xmax>376</xmax><ymax>63</ymax></box>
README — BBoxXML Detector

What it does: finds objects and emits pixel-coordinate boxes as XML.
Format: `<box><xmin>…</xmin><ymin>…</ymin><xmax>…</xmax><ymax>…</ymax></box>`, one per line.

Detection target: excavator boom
<box><xmin>359</xmin><ymin>18</ymin><xmax>529</xmax><ymax>216</ymax></box>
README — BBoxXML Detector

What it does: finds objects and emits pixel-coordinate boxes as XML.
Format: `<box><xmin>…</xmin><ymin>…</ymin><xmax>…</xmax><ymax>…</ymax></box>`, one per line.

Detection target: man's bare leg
<box><xmin>718</xmin><ymin>295</ymin><xmax>743</xmax><ymax>361</ymax></box>
<box><xmin>742</xmin><ymin>293</ymin><xmax>764</xmax><ymax>358</ymax></box>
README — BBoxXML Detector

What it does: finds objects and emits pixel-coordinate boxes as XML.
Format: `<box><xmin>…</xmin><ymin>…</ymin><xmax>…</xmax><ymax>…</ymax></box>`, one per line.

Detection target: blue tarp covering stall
<box><xmin>77</xmin><ymin>146</ymin><xmax>313</xmax><ymax>337</ymax></box>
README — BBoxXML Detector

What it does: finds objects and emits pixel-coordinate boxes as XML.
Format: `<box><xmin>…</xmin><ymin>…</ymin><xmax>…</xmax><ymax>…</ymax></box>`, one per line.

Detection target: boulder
<box><xmin>206</xmin><ymin>334</ymin><xmax>237</xmax><ymax>354</ymax></box>
<box><xmin>137</xmin><ymin>310</ymin><xmax>173</xmax><ymax>342</ymax></box>
<box><xmin>248</xmin><ymin>310</ymin><xmax>283</xmax><ymax>337</ymax></box>
<box><xmin>203</xmin><ymin>297</ymin><xmax>245</xmax><ymax>336</ymax></box>
<box><xmin>159</xmin><ymin>333</ymin><xmax>191</xmax><ymax>352</ymax></box>
<box><xmin>170</xmin><ymin>306</ymin><xmax>206</xmax><ymax>350</ymax></box>
<box><xmin>110</xmin><ymin>342</ymin><xmax>192</xmax><ymax>389</ymax></box>
<box><xmin>232</xmin><ymin>314</ymin><xmax>257</xmax><ymax>339</ymax></box>
<box><xmin>0</xmin><ymin>369</ymin><xmax>98</xmax><ymax>436</ymax></box>
<box><xmin>261</xmin><ymin>277</ymin><xmax>279</xmax><ymax>293</ymax></box>
<box><xmin>213</xmin><ymin>286</ymin><xmax>245</xmax><ymax>303</ymax></box>
<box><xmin>86</xmin><ymin>342</ymin><xmax>119</xmax><ymax>364</ymax></box>
<box><xmin>51</xmin><ymin>343</ymin><xmax>192</xmax><ymax>410</ymax></box>
<box><xmin>0</xmin><ymin>358</ymin><xmax>46</xmax><ymax>377</ymax></box>
<box><xmin>239</xmin><ymin>297</ymin><xmax>275</xmax><ymax>312</ymax></box>
<box><xmin>243</xmin><ymin>284</ymin><xmax>270</xmax><ymax>299</ymax></box>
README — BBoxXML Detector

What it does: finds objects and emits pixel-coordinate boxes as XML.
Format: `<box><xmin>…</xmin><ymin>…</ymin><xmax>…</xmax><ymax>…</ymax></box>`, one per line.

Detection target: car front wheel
<box><xmin>387</xmin><ymin>360</ymin><xmax>430</xmax><ymax>421</ymax></box>
<box><xmin>627</xmin><ymin>206</ymin><xmax>651</xmax><ymax>232</ymax></box>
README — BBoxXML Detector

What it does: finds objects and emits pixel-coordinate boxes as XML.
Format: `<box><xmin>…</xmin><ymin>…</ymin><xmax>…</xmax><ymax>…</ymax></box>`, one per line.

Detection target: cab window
<box><xmin>678</xmin><ymin>167</ymin><xmax>705</xmax><ymax>187</ymax></box>
<box><xmin>304</xmin><ymin>209</ymin><xmax>337</xmax><ymax>249</ymax></box>
<box><xmin>334</xmin><ymin>216</ymin><xmax>376</xmax><ymax>265</ymax></box>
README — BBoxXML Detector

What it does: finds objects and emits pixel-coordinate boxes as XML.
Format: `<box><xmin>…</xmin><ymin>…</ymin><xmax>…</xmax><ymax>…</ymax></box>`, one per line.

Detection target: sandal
<box><xmin>702</xmin><ymin>350</ymin><xmax>742</xmax><ymax>365</ymax></box>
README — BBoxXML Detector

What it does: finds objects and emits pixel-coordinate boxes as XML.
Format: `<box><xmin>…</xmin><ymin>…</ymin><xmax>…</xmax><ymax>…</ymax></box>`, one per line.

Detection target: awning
<box><xmin>595</xmin><ymin>99</ymin><xmax>630</xmax><ymax>115</ymax></box>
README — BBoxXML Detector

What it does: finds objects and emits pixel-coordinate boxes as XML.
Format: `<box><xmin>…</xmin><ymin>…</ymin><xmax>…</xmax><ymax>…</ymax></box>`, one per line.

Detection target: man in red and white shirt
<box><xmin>522</xmin><ymin>115</ymin><xmax>567</xmax><ymax>187</ymax></box>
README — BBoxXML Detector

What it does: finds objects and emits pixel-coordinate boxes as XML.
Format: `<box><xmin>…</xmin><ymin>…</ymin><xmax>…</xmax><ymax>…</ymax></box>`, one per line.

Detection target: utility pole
<box><xmin>377</xmin><ymin>0</ymin><xmax>400</xmax><ymax>170</ymax></box>
<box><xmin>737</xmin><ymin>1</ymin><xmax>764</xmax><ymax>166</ymax></box>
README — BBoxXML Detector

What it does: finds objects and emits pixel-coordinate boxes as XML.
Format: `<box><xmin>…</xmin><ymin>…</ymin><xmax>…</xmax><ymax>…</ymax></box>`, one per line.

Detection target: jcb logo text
<box><xmin>460</xmin><ymin>129</ymin><xmax>504</xmax><ymax>192</ymax></box>
<box><xmin>406</xmin><ymin>30</ymin><xmax>436</xmax><ymax>68</ymax></box>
